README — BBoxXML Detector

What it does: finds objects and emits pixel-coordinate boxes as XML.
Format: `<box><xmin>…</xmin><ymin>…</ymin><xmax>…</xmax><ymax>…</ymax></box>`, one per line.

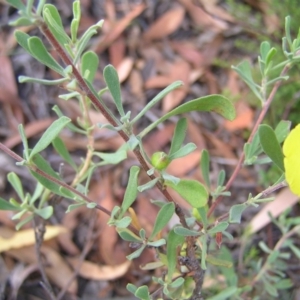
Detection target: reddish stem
<box><xmin>208</xmin><ymin>64</ymin><xmax>291</xmax><ymax>217</ymax></box>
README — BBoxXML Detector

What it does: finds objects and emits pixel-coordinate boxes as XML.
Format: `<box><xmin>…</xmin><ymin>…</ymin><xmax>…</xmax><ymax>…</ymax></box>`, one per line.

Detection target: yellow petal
<box><xmin>283</xmin><ymin>124</ymin><xmax>300</xmax><ymax>196</ymax></box>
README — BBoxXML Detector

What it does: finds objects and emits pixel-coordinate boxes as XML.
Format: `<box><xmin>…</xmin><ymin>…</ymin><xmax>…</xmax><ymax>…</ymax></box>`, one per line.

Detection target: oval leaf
<box><xmin>140</xmin><ymin>95</ymin><xmax>235</xmax><ymax>137</ymax></box>
<box><xmin>229</xmin><ymin>203</ymin><xmax>247</xmax><ymax>224</ymax></box>
<box><xmin>30</xmin><ymin>116</ymin><xmax>71</xmax><ymax>159</ymax></box>
<box><xmin>103</xmin><ymin>65</ymin><xmax>124</xmax><ymax>117</ymax></box>
<box><xmin>81</xmin><ymin>51</ymin><xmax>99</xmax><ymax>83</ymax></box>
<box><xmin>169</xmin><ymin>118</ymin><xmax>187</xmax><ymax>156</ymax></box>
<box><xmin>166</xmin><ymin>229</ymin><xmax>184</xmax><ymax>282</ymax></box>
<box><xmin>43</xmin><ymin>4</ymin><xmax>71</xmax><ymax>47</ymax></box>
<box><xmin>28</xmin><ymin>37</ymin><xmax>65</xmax><ymax>76</ymax></box>
<box><xmin>258</xmin><ymin>124</ymin><xmax>284</xmax><ymax>171</ymax></box>
<box><xmin>0</xmin><ymin>198</ymin><xmax>20</xmax><ymax>211</ymax></box>
<box><xmin>120</xmin><ymin>166</ymin><xmax>140</xmax><ymax>215</ymax></box>
<box><xmin>150</xmin><ymin>202</ymin><xmax>175</xmax><ymax>239</ymax></box>
<box><xmin>166</xmin><ymin>179</ymin><xmax>208</xmax><ymax>208</ymax></box>
<box><xmin>174</xmin><ymin>226</ymin><xmax>199</xmax><ymax>236</ymax></box>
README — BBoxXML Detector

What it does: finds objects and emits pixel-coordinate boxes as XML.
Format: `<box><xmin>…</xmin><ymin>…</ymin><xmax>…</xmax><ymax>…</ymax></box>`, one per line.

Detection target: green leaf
<box><xmin>35</xmin><ymin>206</ymin><xmax>53</xmax><ymax>219</ymax></box>
<box><xmin>166</xmin><ymin>179</ymin><xmax>208</xmax><ymax>208</ymax></box>
<box><xmin>52</xmin><ymin>136</ymin><xmax>77</xmax><ymax>170</ymax></box>
<box><xmin>232</xmin><ymin>61</ymin><xmax>262</xmax><ymax>102</ymax></box>
<box><xmin>199</xmin><ymin>234</ymin><xmax>208</xmax><ymax>269</ymax></box>
<box><xmin>66</xmin><ymin>202</ymin><xmax>86</xmax><ymax>213</ymax></box>
<box><xmin>131</xmin><ymin>81</ymin><xmax>183</xmax><ymax>124</ymax></box>
<box><xmin>139</xmin><ymin>94</ymin><xmax>235</xmax><ymax>138</ymax></box>
<box><xmin>206</xmin><ymin>287</ymin><xmax>237</xmax><ymax>300</ymax></box>
<box><xmin>29</xmin><ymin>116</ymin><xmax>71</xmax><ymax>159</ymax></box>
<box><xmin>135</xmin><ymin>285</ymin><xmax>151</xmax><ymax>300</ymax></box>
<box><xmin>27</xmin><ymin>37</ymin><xmax>65</xmax><ymax>76</ymax></box>
<box><xmin>167</xmin><ymin>229</ymin><xmax>185</xmax><ymax>282</ymax></box>
<box><xmin>9</xmin><ymin>17</ymin><xmax>34</xmax><ymax>26</ymax></box>
<box><xmin>137</xmin><ymin>178</ymin><xmax>159</xmax><ymax>192</ymax></box>
<box><xmin>103</xmin><ymin>65</ymin><xmax>124</xmax><ymax>117</ymax></box>
<box><xmin>93</xmin><ymin>146</ymin><xmax>127</xmax><ymax>165</ymax></box>
<box><xmin>81</xmin><ymin>51</ymin><xmax>99</xmax><ymax>83</ymax></box>
<box><xmin>217</xmin><ymin>169</ymin><xmax>226</xmax><ymax>187</ymax></box>
<box><xmin>16</xmin><ymin>214</ymin><xmax>34</xmax><ymax>230</ymax></box>
<box><xmin>18</xmin><ymin>124</ymin><xmax>29</xmax><ymax>160</ymax></box>
<box><xmin>206</xmin><ymin>254</ymin><xmax>233</xmax><ymax>268</ymax></box>
<box><xmin>15</xmin><ymin>31</ymin><xmax>31</xmax><ymax>53</ymax></box>
<box><xmin>229</xmin><ymin>203</ymin><xmax>247</xmax><ymax>223</ymax></box>
<box><xmin>200</xmin><ymin>149</ymin><xmax>210</xmax><ymax>189</ymax></box>
<box><xmin>19</xmin><ymin>76</ymin><xmax>69</xmax><ymax>85</ymax></box>
<box><xmin>43</xmin><ymin>4</ymin><xmax>71</xmax><ymax>47</ymax></box>
<box><xmin>208</xmin><ymin>222</ymin><xmax>229</xmax><ymax>235</ymax></box>
<box><xmin>275</xmin><ymin>120</ymin><xmax>291</xmax><ymax>143</ymax></box>
<box><xmin>169</xmin><ymin>277</ymin><xmax>185</xmax><ymax>288</ymax></box>
<box><xmin>0</xmin><ymin>197</ymin><xmax>20</xmax><ymax>211</ymax></box>
<box><xmin>147</xmin><ymin>239</ymin><xmax>166</xmax><ymax>247</ymax></box>
<box><xmin>117</xmin><ymin>228</ymin><xmax>142</xmax><ymax>242</ymax></box>
<box><xmin>174</xmin><ymin>226</ymin><xmax>199</xmax><ymax>236</ymax></box>
<box><xmin>150</xmin><ymin>202</ymin><xmax>175</xmax><ymax>239</ymax></box>
<box><xmin>86</xmin><ymin>202</ymin><xmax>97</xmax><ymax>209</ymax></box>
<box><xmin>7</xmin><ymin>172</ymin><xmax>24</xmax><ymax>201</ymax></box>
<box><xmin>30</xmin><ymin>153</ymin><xmax>65</xmax><ymax>196</ymax></box>
<box><xmin>258</xmin><ymin>124</ymin><xmax>284</xmax><ymax>171</ymax></box>
<box><xmin>6</xmin><ymin>0</ymin><xmax>26</xmax><ymax>10</ymax></box>
<box><xmin>169</xmin><ymin>118</ymin><xmax>187</xmax><ymax>156</ymax></box>
<box><xmin>120</xmin><ymin>166</ymin><xmax>140</xmax><ymax>216</ymax></box>
<box><xmin>126</xmin><ymin>244</ymin><xmax>146</xmax><ymax>260</ymax></box>
<box><xmin>168</xmin><ymin>143</ymin><xmax>197</xmax><ymax>160</ymax></box>
<box><xmin>127</xmin><ymin>283</ymin><xmax>138</xmax><ymax>294</ymax></box>
<box><xmin>71</xmin><ymin>0</ymin><xmax>81</xmax><ymax>42</ymax></box>
<box><xmin>260</xmin><ymin>41</ymin><xmax>271</xmax><ymax>62</ymax></box>
<box><xmin>114</xmin><ymin>216</ymin><xmax>132</xmax><ymax>228</ymax></box>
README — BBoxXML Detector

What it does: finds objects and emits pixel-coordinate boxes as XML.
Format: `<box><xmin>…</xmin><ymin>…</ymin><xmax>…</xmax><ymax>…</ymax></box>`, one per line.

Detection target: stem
<box><xmin>208</xmin><ymin>64</ymin><xmax>291</xmax><ymax>217</ymax></box>
<box><xmin>39</xmin><ymin>21</ymin><xmax>189</xmax><ymax>227</ymax></box>
<box><xmin>252</xmin><ymin>224</ymin><xmax>300</xmax><ymax>284</ymax></box>
<box><xmin>0</xmin><ymin>142</ymin><xmax>111</xmax><ymax>216</ymax></box>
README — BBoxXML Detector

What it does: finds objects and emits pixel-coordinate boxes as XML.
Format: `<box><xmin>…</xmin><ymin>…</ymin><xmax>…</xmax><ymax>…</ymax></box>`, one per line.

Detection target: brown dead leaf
<box><xmin>178</xmin><ymin>0</ymin><xmax>228</xmax><ymax>32</ymax></box>
<box><xmin>91</xmin><ymin>175</ymin><xmax>125</xmax><ymax>265</ymax></box>
<box><xmin>248</xmin><ymin>188</ymin><xmax>299</xmax><ymax>234</ymax></box>
<box><xmin>4</xmin><ymin>118</ymin><xmax>55</xmax><ymax>149</ymax></box>
<box><xmin>109</xmin><ymin>36</ymin><xmax>126</xmax><ymax>67</ymax></box>
<box><xmin>162</xmin><ymin>60</ymin><xmax>191</xmax><ymax>112</ymax></box>
<box><xmin>171</xmin><ymin>41</ymin><xmax>205</xmax><ymax>68</ymax></box>
<box><xmin>93</xmin><ymin>3</ymin><xmax>146</xmax><ymax>53</ymax></box>
<box><xmin>143</xmin><ymin>123</ymin><xmax>176</xmax><ymax>154</ymax></box>
<box><xmin>117</xmin><ymin>57</ymin><xmax>134</xmax><ymax>83</ymax></box>
<box><xmin>224</xmin><ymin>101</ymin><xmax>254</xmax><ymax>131</ymax></box>
<box><xmin>0</xmin><ymin>226</ymin><xmax>67</xmax><ymax>253</ymax></box>
<box><xmin>58</xmin><ymin>207</ymin><xmax>88</xmax><ymax>256</ymax></box>
<box><xmin>167</xmin><ymin>151</ymin><xmax>201</xmax><ymax>177</ymax></box>
<box><xmin>199</xmin><ymin>0</ymin><xmax>235</xmax><ymax>23</ymax></box>
<box><xmin>143</xmin><ymin>5</ymin><xmax>185</xmax><ymax>41</ymax></box>
<box><xmin>7</xmin><ymin>245</ymin><xmax>77</xmax><ymax>294</ymax></box>
<box><xmin>67</xmin><ymin>257</ymin><xmax>131</xmax><ymax>280</ymax></box>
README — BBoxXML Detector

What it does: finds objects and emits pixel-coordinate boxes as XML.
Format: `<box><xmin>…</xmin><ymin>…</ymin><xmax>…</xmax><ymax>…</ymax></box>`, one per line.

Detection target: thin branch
<box><xmin>208</xmin><ymin>64</ymin><xmax>291</xmax><ymax>217</ymax></box>
<box><xmin>33</xmin><ymin>217</ymin><xmax>56</xmax><ymax>300</ymax></box>
<box><xmin>57</xmin><ymin>211</ymin><xmax>97</xmax><ymax>300</ymax></box>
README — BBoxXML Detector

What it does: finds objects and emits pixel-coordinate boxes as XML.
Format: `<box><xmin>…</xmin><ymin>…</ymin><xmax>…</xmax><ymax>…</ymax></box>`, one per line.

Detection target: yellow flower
<box><xmin>283</xmin><ymin>124</ymin><xmax>300</xmax><ymax>196</ymax></box>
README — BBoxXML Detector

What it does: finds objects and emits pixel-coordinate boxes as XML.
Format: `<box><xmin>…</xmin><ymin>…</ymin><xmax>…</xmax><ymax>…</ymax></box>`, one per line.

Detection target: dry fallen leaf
<box><xmin>7</xmin><ymin>245</ymin><xmax>77</xmax><ymax>294</ymax></box>
<box><xmin>143</xmin><ymin>5</ymin><xmax>185</xmax><ymax>41</ymax></box>
<box><xmin>67</xmin><ymin>257</ymin><xmax>131</xmax><ymax>280</ymax></box>
<box><xmin>93</xmin><ymin>3</ymin><xmax>146</xmax><ymax>53</ymax></box>
<box><xmin>0</xmin><ymin>226</ymin><xmax>67</xmax><ymax>253</ymax></box>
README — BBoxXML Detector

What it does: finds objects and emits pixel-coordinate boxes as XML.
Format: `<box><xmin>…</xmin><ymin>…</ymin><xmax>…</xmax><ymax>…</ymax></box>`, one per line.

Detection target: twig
<box><xmin>57</xmin><ymin>211</ymin><xmax>97</xmax><ymax>300</ymax></box>
<box><xmin>208</xmin><ymin>64</ymin><xmax>291</xmax><ymax>217</ymax></box>
<box><xmin>33</xmin><ymin>217</ymin><xmax>56</xmax><ymax>300</ymax></box>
